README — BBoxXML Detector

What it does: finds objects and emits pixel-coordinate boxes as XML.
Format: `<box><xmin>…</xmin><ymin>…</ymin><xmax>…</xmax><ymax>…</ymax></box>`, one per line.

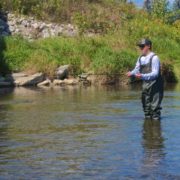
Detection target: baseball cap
<box><xmin>137</xmin><ymin>38</ymin><xmax>152</xmax><ymax>47</ymax></box>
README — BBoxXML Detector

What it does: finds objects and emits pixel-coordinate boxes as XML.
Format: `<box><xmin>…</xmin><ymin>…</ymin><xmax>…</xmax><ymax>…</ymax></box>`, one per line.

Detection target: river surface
<box><xmin>0</xmin><ymin>84</ymin><xmax>180</xmax><ymax>180</ymax></box>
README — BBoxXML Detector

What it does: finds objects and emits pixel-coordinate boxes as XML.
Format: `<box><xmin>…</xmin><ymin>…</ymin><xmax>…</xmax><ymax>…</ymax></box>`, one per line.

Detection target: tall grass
<box><xmin>0</xmin><ymin>35</ymin><xmax>137</xmax><ymax>77</ymax></box>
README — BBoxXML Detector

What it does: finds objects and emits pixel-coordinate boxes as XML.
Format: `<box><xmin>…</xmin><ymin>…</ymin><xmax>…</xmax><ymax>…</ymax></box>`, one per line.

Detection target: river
<box><xmin>0</xmin><ymin>84</ymin><xmax>180</xmax><ymax>179</ymax></box>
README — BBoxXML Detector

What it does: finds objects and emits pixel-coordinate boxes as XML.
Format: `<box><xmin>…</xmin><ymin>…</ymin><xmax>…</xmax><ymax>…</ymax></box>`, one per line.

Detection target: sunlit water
<box><xmin>0</xmin><ymin>84</ymin><xmax>180</xmax><ymax>179</ymax></box>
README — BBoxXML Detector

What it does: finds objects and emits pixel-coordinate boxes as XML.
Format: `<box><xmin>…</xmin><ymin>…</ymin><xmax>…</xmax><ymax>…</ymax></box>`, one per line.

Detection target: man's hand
<box><xmin>127</xmin><ymin>72</ymin><xmax>132</xmax><ymax>77</ymax></box>
<box><xmin>135</xmin><ymin>73</ymin><xmax>142</xmax><ymax>79</ymax></box>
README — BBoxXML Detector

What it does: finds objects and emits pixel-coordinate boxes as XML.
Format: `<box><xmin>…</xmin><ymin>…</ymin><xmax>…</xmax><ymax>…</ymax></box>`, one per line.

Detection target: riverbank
<box><xmin>0</xmin><ymin>34</ymin><xmax>179</xmax><ymax>87</ymax></box>
<box><xmin>0</xmin><ymin>2</ymin><xmax>179</xmax><ymax>85</ymax></box>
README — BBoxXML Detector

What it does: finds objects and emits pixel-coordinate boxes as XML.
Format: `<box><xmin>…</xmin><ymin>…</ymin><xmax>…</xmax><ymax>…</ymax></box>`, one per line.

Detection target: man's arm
<box><xmin>130</xmin><ymin>59</ymin><xmax>140</xmax><ymax>76</ymax></box>
<box><xmin>141</xmin><ymin>56</ymin><xmax>160</xmax><ymax>81</ymax></box>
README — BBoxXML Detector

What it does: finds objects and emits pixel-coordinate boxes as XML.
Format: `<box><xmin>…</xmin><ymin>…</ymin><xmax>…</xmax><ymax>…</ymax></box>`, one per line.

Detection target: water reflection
<box><xmin>141</xmin><ymin>119</ymin><xmax>165</xmax><ymax>178</ymax></box>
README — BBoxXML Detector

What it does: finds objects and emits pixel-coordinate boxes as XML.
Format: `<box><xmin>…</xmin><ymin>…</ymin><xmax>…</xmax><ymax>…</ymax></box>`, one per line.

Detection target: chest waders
<box><xmin>139</xmin><ymin>54</ymin><xmax>164</xmax><ymax>119</ymax></box>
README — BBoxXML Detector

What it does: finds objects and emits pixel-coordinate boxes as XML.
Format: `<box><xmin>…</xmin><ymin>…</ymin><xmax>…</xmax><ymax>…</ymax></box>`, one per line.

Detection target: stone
<box><xmin>56</xmin><ymin>65</ymin><xmax>71</xmax><ymax>80</ymax></box>
<box><xmin>78</xmin><ymin>73</ymin><xmax>89</xmax><ymax>80</ymax></box>
<box><xmin>53</xmin><ymin>79</ymin><xmax>64</xmax><ymax>86</ymax></box>
<box><xmin>64</xmin><ymin>78</ymin><xmax>79</xmax><ymax>85</ymax></box>
<box><xmin>14</xmin><ymin>73</ymin><xmax>44</xmax><ymax>86</ymax></box>
<box><xmin>22</xmin><ymin>19</ymin><xmax>29</xmax><ymax>27</ymax></box>
<box><xmin>0</xmin><ymin>12</ymin><xmax>80</xmax><ymax>39</ymax></box>
<box><xmin>42</xmin><ymin>29</ymin><xmax>50</xmax><ymax>38</ymax></box>
<box><xmin>32</xmin><ymin>23</ymin><xmax>39</xmax><ymax>29</ymax></box>
<box><xmin>50</xmin><ymin>29</ymin><xmax>56</xmax><ymax>36</ymax></box>
<box><xmin>53</xmin><ymin>78</ymin><xmax>78</xmax><ymax>86</ymax></box>
<box><xmin>9</xmin><ymin>26</ymin><xmax>15</xmax><ymax>32</ymax></box>
<box><xmin>15</xmin><ymin>28</ymin><xmax>20</xmax><ymax>33</ymax></box>
<box><xmin>37</xmin><ymin>79</ymin><xmax>51</xmax><ymax>86</ymax></box>
<box><xmin>39</xmin><ymin>23</ymin><xmax>46</xmax><ymax>31</ymax></box>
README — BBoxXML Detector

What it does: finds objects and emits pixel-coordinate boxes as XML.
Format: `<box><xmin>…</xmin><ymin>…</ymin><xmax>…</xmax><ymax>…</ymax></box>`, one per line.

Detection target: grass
<box><xmin>0</xmin><ymin>35</ymin><xmax>137</xmax><ymax>77</ymax></box>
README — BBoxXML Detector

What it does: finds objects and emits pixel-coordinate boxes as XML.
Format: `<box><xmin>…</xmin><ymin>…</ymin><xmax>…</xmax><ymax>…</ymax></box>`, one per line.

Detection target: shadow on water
<box><xmin>141</xmin><ymin>119</ymin><xmax>165</xmax><ymax>178</ymax></box>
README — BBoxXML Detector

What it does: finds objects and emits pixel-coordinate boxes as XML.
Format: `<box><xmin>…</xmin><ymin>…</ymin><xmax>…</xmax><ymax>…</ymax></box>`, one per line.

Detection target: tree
<box><xmin>173</xmin><ymin>0</ymin><xmax>180</xmax><ymax>10</ymax></box>
<box><xmin>143</xmin><ymin>0</ymin><xmax>151</xmax><ymax>12</ymax></box>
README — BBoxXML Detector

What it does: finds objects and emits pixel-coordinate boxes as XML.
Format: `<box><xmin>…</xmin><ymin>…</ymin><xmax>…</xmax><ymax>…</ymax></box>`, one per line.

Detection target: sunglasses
<box><xmin>139</xmin><ymin>45</ymin><xmax>145</xmax><ymax>50</ymax></box>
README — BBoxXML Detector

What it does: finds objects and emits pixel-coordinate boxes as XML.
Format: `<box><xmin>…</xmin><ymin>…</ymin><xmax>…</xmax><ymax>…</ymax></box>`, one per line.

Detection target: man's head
<box><xmin>137</xmin><ymin>38</ymin><xmax>152</xmax><ymax>55</ymax></box>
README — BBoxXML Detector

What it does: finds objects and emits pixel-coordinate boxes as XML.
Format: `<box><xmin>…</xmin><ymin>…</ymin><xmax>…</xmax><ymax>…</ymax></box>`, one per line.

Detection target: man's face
<box><xmin>139</xmin><ymin>45</ymin><xmax>150</xmax><ymax>55</ymax></box>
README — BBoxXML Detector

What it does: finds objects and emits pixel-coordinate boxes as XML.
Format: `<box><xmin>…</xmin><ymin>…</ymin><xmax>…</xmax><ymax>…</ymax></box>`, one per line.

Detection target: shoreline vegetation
<box><xmin>0</xmin><ymin>1</ymin><xmax>180</xmax><ymax>87</ymax></box>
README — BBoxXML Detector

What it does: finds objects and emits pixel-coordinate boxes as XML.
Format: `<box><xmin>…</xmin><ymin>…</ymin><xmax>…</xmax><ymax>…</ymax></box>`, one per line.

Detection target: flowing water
<box><xmin>0</xmin><ymin>84</ymin><xmax>180</xmax><ymax>180</ymax></box>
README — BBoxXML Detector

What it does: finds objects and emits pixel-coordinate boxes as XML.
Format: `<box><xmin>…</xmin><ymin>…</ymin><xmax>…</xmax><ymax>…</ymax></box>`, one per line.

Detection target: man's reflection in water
<box><xmin>141</xmin><ymin>119</ymin><xmax>165</xmax><ymax>177</ymax></box>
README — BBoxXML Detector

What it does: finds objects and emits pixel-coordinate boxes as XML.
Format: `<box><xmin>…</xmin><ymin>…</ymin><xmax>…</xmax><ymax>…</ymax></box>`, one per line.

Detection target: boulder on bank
<box><xmin>13</xmin><ymin>73</ymin><xmax>44</xmax><ymax>86</ymax></box>
<box><xmin>56</xmin><ymin>65</ymin><xmax>71</xmax><ymax>80</ymax></box>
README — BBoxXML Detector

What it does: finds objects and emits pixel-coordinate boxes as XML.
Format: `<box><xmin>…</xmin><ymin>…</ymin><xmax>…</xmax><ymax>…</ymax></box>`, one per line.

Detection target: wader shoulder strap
<box><xmin>149</xmin><ymin>54</ymin><xmax>156</xmax><ymax>67</ymax></box>
<box><xmin>138</xmin><ymin>55</ymin><xmax>144</xmax><ymax>66</ymax></box>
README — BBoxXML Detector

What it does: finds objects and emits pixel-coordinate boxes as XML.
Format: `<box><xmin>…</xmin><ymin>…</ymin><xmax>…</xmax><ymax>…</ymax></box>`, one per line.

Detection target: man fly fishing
<box><xmin>127</xmin><ymin>38</ymin><xmax>164</xmax><ymax>120</ymax></box>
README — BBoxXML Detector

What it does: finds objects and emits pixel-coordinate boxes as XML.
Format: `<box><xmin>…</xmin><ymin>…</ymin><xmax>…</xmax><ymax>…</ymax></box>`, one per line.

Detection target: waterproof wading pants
<box><xmin>142</xmin><ymin>77</ymin><xmax>164</xmax><ymax>118</ymax></box>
